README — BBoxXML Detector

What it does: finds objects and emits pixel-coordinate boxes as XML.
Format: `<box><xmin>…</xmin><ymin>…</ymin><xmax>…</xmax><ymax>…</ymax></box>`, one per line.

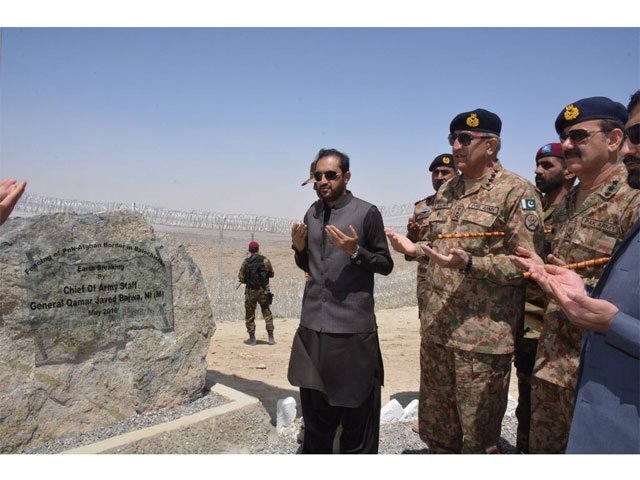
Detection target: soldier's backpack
<box><xmin>245</xmin><ymin>255</ymin><xmax>269</xmax><ymax>288</ymax></box>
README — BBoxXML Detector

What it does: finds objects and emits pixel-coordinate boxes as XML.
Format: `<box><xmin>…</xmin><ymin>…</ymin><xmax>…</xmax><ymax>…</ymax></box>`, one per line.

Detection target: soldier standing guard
<box><xmin>238</xmin><ymin>241</ymin><xmax>275</xmax><ymax>346</ymax></box>
<box><xmin>386</xmin><ymin>108</ymin><xmax>545</xmax><ymax>453</ymax></box>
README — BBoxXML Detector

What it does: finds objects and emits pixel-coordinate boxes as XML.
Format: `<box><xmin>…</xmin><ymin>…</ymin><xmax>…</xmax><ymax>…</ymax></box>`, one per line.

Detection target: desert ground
<box><xmin>205</xmin><ymin>306</ymin><xmax>520</xmax><ymax>424</ymax></box>
<box><xmin>159</xmin><ymin>227</ymin><xmax>519</xmax><ymax>424</ymax></box>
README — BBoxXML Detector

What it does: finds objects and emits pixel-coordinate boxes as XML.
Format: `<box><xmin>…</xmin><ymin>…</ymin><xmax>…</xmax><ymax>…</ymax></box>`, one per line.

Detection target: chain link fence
<box><xmin>14</xmin><ymin>193</ymin><xmax>419</xmax><ymax>322</ymax></box>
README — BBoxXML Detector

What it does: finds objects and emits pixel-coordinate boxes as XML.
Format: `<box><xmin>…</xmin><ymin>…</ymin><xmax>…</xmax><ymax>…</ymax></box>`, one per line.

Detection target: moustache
<box><xmin>564</xmin><ymin>149</ymin><xmax>580</xmax><ymax>158</ymax></box>
<box><xmin>623</xmin><ymin>155</ymin><xmax>640</xmax><ymax>166</ymax></box>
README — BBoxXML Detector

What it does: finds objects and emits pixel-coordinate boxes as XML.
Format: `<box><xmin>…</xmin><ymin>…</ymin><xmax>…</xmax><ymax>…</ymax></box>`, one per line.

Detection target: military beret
<box><xmin>449</xmin><ymin>108</ymin><xmax>502</xmax><ymax>135</ymax></box>
<box><xmin>555</xmin><ymin>96</ymin><xmax>628</xmax><ymax>134</ymax></box>
<box><xmin>429</xmin><ymin>153</ymin><xmax>457</xmax><ymax>171</ymax></box>
<box><xmin>535</xmin><ymin>143</ymin><xmax>564</xmax><ymax>161</ymax></box>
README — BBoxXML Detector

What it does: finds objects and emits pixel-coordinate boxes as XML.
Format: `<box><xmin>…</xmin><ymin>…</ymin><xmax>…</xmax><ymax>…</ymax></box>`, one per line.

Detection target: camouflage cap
<box><xmin>301</xmin><ymin>161</ymin><xmax>316</xmax><ymax>186</ymax></box>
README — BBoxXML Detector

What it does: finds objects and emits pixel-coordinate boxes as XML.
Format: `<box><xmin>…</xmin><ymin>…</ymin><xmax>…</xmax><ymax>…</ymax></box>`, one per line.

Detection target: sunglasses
<box><xmin>559</xmin><ymin>129</ymin><xmax>603</xmax><ymax>143</ymax></box>
<box><xmin>314</xmin><ymin>170</ymin><xmax>341</xmax><ymax>181</ymax></box>
<box><xmin>624</xmin><ymin>123</ymin><xmax>640</xmax><ymax>145</ymax></box>
<box><xmin>448</xmin><ymin>132</ymin><xmax>493</xmax><ymax>147</ymax></box>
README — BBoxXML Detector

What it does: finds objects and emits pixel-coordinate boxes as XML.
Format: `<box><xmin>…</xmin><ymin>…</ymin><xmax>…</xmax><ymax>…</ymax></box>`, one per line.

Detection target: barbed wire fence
<box><xmin>14</xmin><ymin>193</ymin><xmax>419</xmax><ymax>321</ymax></box>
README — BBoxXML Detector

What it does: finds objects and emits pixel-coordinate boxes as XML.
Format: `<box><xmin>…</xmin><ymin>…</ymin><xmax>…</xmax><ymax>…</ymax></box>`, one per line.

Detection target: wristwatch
<box><xmin>350</xmin><ymin>245</ymin><xmax>360</xmax><ymax>259</ymax></box>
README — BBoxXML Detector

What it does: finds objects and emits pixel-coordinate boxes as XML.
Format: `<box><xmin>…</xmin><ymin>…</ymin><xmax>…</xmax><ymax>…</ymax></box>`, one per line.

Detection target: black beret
<box><xmin>555</xmin><ymin>96</ymin><xmax>628</xmax><ymax>134</ymax></box>
<box><xmin>449</xmin><ymin>108</ymin><xmax>502</xmax><ymax>135</ymax></box>
<box><xmin>429</xmin><ymin>153</ymin><xmax>457</xmax><ymax>171</ymax></box>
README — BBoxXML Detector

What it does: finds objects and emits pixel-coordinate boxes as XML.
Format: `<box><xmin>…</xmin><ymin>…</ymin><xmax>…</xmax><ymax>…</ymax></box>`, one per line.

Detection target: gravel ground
<box><xmin>23</xmin><ymin>388</ymin><xmax>229</xmax><ymax>454</ymax></box>
<box><xmin>244</xmin><ymin>417</ymin><xmax>517</xmax><ymax>454</ymax></box>
<box><xmin>23</xmin><ymin>389</ymin><xmax>518</xmax><ymax>455</ymax></box>
<box><xmin>252</xmin><ymin>396</ymin><xmax>518</xmax><ymax>454</ymax></box>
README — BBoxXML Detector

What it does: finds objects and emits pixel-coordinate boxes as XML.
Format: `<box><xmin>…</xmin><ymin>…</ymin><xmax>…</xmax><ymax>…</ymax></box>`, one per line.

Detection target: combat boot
<box><xmin>245</xmin><ymin>333</ymin><xmax>256</xmax><ymax>346</ymax></box>
<box><xmin>268</xmin><ymin>332</ymin><xmax>275</xmax><ymax>345</ymax></box>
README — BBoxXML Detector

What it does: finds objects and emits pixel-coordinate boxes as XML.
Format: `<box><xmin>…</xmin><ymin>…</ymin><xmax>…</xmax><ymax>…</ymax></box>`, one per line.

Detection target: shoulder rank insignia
<box><xmin>520</xmin><ymin>198</ymin><xmax>536</xmax><ymax>210</ymax></box>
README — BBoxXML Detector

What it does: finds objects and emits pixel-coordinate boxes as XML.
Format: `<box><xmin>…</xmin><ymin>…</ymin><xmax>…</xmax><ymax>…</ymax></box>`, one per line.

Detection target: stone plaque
<box><xmin>0</xmin><ymin>211</ymin><xmax>216</xmax><ymax>453</ymax></box>
<box><xmin>20</xmin><ymin>240</ymin><xmax>174</xmax><ymax>365</ymax></box>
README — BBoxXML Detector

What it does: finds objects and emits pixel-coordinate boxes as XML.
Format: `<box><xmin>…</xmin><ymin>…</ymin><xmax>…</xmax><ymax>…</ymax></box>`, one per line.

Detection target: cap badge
<box><xmin>442</xmin><ymin>156</ymin><xmax>451</xmax><ymax>165</ymax></box>
<box><xmin>564</xmin><ymin>104</ymin><xmax>580</xmax><ymax>121</ymax></box>
<box><xmin>466</xmin><ymin>113</ymin><xmax>480</xmax><ymax>128</ymax></box>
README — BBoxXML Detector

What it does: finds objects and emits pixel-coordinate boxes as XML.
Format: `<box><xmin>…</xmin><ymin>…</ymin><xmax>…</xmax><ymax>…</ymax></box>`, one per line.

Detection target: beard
<box><xmin>535</xmin><ymin>172</ymin><xmax>565</xmax><ymax>194</ymax></box>
<box><xmin>318</xmin><ymin>180</ymin><xmax>347</xmax><ymax>203</ymax></box>
<box><xmin>623</xmin><ymin>155</ymin><xmax>640</xmax><ymax>189</ymax></box>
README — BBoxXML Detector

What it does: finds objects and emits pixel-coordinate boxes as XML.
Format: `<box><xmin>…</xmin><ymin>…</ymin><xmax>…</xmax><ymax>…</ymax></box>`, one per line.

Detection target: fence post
<box><xmin>215</xmin><ymin>215</ymin><xmax>227</xmax><ymax>306</ymax></box>
<box><xmin>251</xmin><ymin>216</ymin><xmax>259</xmax><ymax>242</ymax></box>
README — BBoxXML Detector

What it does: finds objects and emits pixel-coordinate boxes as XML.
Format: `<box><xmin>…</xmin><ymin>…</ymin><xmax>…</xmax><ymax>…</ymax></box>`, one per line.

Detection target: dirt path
<box><xmin>206</xmin><ymin>306</ymin><xmax>519</xmax><ymax>424</ymax></box>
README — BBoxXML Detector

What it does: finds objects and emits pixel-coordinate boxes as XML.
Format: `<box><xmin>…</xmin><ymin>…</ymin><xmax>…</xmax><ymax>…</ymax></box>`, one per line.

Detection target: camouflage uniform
<box><xmin>514</xmin><ymin>201</ymin><xmax>557</xmax><ymax>453</ymax></box>
<box><xmin>414</xmin><ymin>160</ymin><xmax>545</xmax><ymax>453</ymax></box>
<box><xmin>238</xmin><ymin>254</ymin><xmax>275</xmax><ymax>335</ymax></box>
<box><xmin>406</xmin><ymin>195</ymin><xmax>435</xmax><ymax>322</ymax></box>
<box><xmin>530</xmin><ymin>163</ymin><xmax>640</xmax><ymax>453</ymax></box>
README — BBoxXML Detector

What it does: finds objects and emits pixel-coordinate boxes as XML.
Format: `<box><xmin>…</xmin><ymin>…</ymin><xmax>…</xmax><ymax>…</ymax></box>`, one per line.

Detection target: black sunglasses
<box><xmin>559</xmin><ymin>129</ymin><xmax>603</xmax><ymax>143</ymax></box>
<box><xmin>314</xmin><ymin>170</ymin><xmax>341</xmax><ymax>181</ymax></box>
<box><xmin>624</xmin><ymin>123</ymin><xmax>640</xmax><ymax>145</ymax></box>
<box><xmin>448</xmin><ymin>132</ymin><xmax>493</xmax><ymax>147</ymax></box>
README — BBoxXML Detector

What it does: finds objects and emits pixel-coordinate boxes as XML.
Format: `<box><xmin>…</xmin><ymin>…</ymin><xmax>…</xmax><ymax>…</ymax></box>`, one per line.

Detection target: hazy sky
<box><xmin>1</xmin><ymin>27</ymin><xmax>638</xmax><ymax>219</ymax></box>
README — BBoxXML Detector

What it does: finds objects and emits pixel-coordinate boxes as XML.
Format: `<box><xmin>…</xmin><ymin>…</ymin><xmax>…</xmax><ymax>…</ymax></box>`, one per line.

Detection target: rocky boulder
<box><xmin>0</xmin><ymin>211</ymin><xmax>216</xmax><ymax>453</ymax></box>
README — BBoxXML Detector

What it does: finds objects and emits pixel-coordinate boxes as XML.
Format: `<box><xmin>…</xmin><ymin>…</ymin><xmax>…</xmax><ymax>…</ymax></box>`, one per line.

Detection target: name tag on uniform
<box><xmin>581</xmin><ymin>218</ymin><xmax>619</xmax><ymax>235</ymax></box>
<box><xmin>434</xmin><ymin>203</ymin><xmax>452</xmax><ymax>210</ymax></box>
<box><xmin>468</xmin><ymin>202</ymin><xmax>499</xmax><ymax>215</ymax></box>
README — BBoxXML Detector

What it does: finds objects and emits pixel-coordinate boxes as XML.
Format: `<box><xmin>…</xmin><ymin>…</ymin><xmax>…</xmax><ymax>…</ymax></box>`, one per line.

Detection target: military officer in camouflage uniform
<box><xmin>386</xmin><ymin>108</ymin><xmax>545</xmax><ymax>453</ymax></box>
<box><xmin>515</xmin><ymin>142</ymin><xmax>575</xmax><ymax>453</ymax></box>
<box><xmin>406</xmin><ymin>153</ymin><xmax>458</xmax><ymax>321</ymax></box>
<box><xmin>512</xmin><ymin>96</ymin><xmax>640</xmax><ymax>453</ymax></box>
<box><xmin>238</xmin><ymin>241</ymin><xmax>275</xmax><ymax>346</ymax></box>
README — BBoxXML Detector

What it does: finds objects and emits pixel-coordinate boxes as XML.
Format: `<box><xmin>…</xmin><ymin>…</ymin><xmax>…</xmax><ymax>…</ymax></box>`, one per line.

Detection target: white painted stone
<box><xmin>380</xmin><ymin>399</ymin><xmax>404</xmax><ymax>424</ymax></box>
<box><xmin>276</xmin><ymin>396</ymin><xmax>297</xmax><ymax>434</ymax></box>
<box><xmin>400</xmin><ymin>399</ymin><xmax>419</xmax><ymax>422</ymax></box>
